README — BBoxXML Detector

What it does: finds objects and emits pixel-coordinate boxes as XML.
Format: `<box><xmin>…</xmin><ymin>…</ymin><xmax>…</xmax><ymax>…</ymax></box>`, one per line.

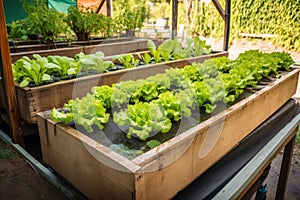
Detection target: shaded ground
<box><xmin>0</xmin><ymin>140</ymin><xmax>69</xmax><ymax>200</ymax></box>
<box><xmin>265</xmin><ymin>143</ymin><xmax>300</xmax><ymax>200</ymax></box>
<box><xmin>0</xmin><ymin>38</ymin><xmax>300</xmax><ymax>200</ymax></box>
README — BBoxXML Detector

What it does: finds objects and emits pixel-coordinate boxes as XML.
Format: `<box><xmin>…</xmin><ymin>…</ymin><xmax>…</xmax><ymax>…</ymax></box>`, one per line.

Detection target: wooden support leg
<box><xmin>0</xmin><ymin>0</ymin><xmax>24</xmax><ymax>146</ymax></box>
<box><xmin>275</xmin><ymin>132</ymin><xmax>296</xmax><ymax>200</ymax></box>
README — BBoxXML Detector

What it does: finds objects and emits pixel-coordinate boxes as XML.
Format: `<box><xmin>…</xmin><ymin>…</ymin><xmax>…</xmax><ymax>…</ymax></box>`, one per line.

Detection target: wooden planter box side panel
<box><xmin>134</xmin><ymin>133</ymin><xmax>200</xmax><ymax>200</ymax></box>
<box><xmin>37</xmin><ymin>113</ymin><xmax>139</xmax><ymax>200</ymax></box>
<box><xmin>83</xmin><ymin>39</ymin><xmax>150</xmax><ymax>56</ymax></box>
<box><xmin>10</xmin><ymin>39</ymin><xmax>150</xmax><ymax>63</ymax></box>
<box><xmin>11</xmin><ymin>46</ymin><xmax>85</xmax><ymax>63</ymax></box>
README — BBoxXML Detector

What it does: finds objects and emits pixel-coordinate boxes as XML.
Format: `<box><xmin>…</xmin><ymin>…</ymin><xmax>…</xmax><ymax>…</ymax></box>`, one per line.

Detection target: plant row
<box><xmin>50</xmin><ymin>50</ymin><xmax>294</xmax><ymax>144</ymax></box>
<box><xmin>13</xmin><ymin>38</ymin><xmax>211</xmax><ymax>87</ymax></box>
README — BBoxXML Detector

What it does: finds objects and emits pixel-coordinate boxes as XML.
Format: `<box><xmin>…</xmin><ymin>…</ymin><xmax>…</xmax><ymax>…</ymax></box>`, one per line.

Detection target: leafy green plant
<box><xmin>113</xmin><ymin>101</ymin><xmax>172</xmax><ymax>140</ymax></box>
<box><xmin>7</xmin><ymin>20</ymin><xmax>28</xmax><ymax>40</ymax></box>
<box><xmin>50</xmin><ymin>50</ymin><xmax>294</xmax><ymax>144</ymax></box>
<box><xmin>113</xmin><ymin>54</ymin><xmax>140</xmax><ymax>68</ymax></box>
<box><xmin>146</xmin><ymin>140</ymin><xmax>162</xmax><ymax>149</ymax></box>
<box><xmin>114</xmin><ymin>0</ymin><xmax>149</xmax><ymax>32</ymax></box>
<box><xmin>158</xmin><ymin>39</ymin><xmax>175</xmax><ymax>61</ymax></box>
<box><xmin>138</xmin><ymin>52</ymin><xmax>152</xmax><ymax>65</ymax></box>
<box><xmin>91</xmin><ymin>85</ymin><xmax>114</xmax><ymax>108</ymax></box>
<box><xmin>66</xmin><ymin>6</ymin><xmax>106</xmax><ymax>41</ymax></box>
<box><xmin>147</xmin><ymin>40</ymin><xmax>161</xmax><ymax>63</ymax></box>
<box><xmin>76</xmin><ymin>52</ymin><xmax>114</xmax><ymax>74</ymax></box>
<box><xmin>21</xmin><ymin>0</ymin><xmax>68</xmax><ymax>45</ymax></box>
<box><xmin>13</xmin><ymin>52</ymin><xmax>115</xmax><ymax>87</ymax></box>
<box><xmin>51</xmin><ymin>93</ymin><xmax>110</xmax><ymax>132</ymax></box>
<box><xmin>47</xmin><ymin>56</ymin><xmax>80</xmax><ymax>79</ymax></box>
<box><xmin>12</xmin><ymin>54</ymin><xmax>60</xmax><ymax>87</ymax></box>
<box><xmin>193</xmin><ymin>36</ymin><xmax>211</xmax><ymax>56</ymax></box>
<box><xmin>146</xmin><ymin>37</ymin><xmax>211</xmax><ymax>64</ymax></box>
<box><xmin>148</xmin><ymin>39</ymin><xmax>175</xmax><ymax>62</ymax></box>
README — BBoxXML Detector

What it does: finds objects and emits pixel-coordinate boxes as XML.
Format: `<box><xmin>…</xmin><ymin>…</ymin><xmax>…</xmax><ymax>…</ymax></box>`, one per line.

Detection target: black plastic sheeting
<box><xmin>174</xmin><ymin>98</ymin><xmax>300</xmax><ymax>200</ymax></box>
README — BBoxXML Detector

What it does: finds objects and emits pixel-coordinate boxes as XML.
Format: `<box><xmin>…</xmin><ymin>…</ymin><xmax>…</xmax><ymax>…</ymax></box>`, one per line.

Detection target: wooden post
<box><xmin>96</xmin><ymin>0</ymin><xmax>106</xmax><ymax>14</ymax></box>
<box><xmin>171</xmin><ymin>0</ymin><xmax>178</xmax><ymax>39</ymax></box>
<box><xmin>223</xmin><ymin>0</ymin><xmax>231</xmax><ymax>51</ymax></box>
<box><xmin>0</xmin><ymin>0</ymin><xmax>23</xmax><ymax>145</ymax></box>
<box><xmin>275</xmin><ymin>134</ymin><xmax>296</xmax><ymax>200</ymax></box>
<box><xmin>106</xmin><ymin>0</ymin><xmax>112</xmax><ymax>17</ymax></box>
<box><xmin>211</xmin><ymin>0</ymin><xmax>225</xmax><ymax>20</ymax></box>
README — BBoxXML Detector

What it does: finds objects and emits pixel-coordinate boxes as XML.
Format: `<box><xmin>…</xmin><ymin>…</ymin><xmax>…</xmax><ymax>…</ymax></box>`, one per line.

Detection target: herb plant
<box><xmin>21</xmin><ymin>0</ymin><xmax>68</xmax><ymax>46</ymax></box>
<box><xmin>66</xmin><ymin>6</ymin><xmax>105</xmax><ymax>41</ymax></box>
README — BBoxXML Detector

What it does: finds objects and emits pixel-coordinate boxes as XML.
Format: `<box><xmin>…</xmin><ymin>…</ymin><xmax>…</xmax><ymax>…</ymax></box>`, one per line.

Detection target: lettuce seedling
<box><xmin>113</xmin><ymin>54</ymin><xmax>139</xmax><ymax>68</ymax></box>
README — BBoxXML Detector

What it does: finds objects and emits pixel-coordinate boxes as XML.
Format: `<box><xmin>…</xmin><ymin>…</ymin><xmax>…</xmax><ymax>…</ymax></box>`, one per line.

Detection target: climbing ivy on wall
<box><xmin>185</xmin><ymin>0</ymin><xmax>300</xmax><ymax>52</ymax></box>
<box><xmin>232</xmin><ymin>0</ymin><xmax>300</xmax><ymax>52</ymax></box>
<box><xmin>189</xmin><ymin>0</ymin><xmax>224</xmax><ymax>38</ymax></box>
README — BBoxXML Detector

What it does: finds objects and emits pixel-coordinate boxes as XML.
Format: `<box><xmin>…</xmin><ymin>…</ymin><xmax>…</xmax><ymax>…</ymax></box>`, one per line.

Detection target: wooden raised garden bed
<box><xmin>10</xmin><ymin>38</ymin><xmax>151</xmax><ymax>63</ymax></box>
<box><xmin>37</xmin><ymin>68</ymin><xmax>300</xmax><ymax>200</ymax></box>
<box><xmin>9</xmin><ymin>37</ymin><xmax>135</xmax><ymax>53</ymax></box>
<box><xmin>16</xmin><ymin>51</ymin><xmax>228</xmax><ymax>123</ymax></box>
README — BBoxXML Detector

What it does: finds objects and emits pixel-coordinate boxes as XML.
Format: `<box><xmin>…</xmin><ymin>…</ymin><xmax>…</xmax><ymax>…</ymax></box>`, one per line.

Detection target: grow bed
<box><xmin>37</xmin><ymin>65</ymin><xmax>299</xmax><ymax>199</ymax></box>
<box><xmin>9</xmin><ymin>36</ymin><xmax>135</xmax><ymax>50</ymax></box>
<box><xmin>16</xmin><ymin>51</ymin><xmax>227</xmax><ymax>123</ymax></box>
<box><xmin>10</xmin><ymin>38</ymin><xmax>151</xmax><ymax>63</ymax></box>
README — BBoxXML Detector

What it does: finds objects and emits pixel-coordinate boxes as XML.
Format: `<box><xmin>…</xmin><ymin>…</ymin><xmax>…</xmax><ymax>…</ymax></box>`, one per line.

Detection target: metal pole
<box><xmin>171</xmin><ymin>0</ymin><xmax>178</xmax><ymax>39</ymax></box>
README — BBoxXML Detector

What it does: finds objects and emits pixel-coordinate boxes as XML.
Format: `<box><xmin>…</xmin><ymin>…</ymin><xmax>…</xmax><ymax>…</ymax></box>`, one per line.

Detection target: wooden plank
<box><xmin>37</xmin><ymin>68</ymin><xmax>300</xmax><ymax>199</ymax></box>
<box><xmin>212</xmin><ymin>0</ymin><xmax>225</xmax><ymax>20</ymax></box>
<box><xmin>83</xmin><ymin>39</ymin><xmax>149</xmax><ymax>56</ymax></box>
<box><xmin>212</xmin><ymin>113</ymin><xmax>300</xmax><ymax>200</ymax></box>
<box><xmin>37</xmin><ymin>111</ymin><xmax>140</xmax><ymax>200</ymax></box>
<box><xmin>171</xmin><ymin>0</ymin><xmax>178</xmax><ymax>39</ymax></box>
<box><xmin>10</xmin><ymin>46</ymin><xmax>85</xmax><ymax>63</ymax></box>
<box><xmin>275</xmin><ymin>134</ymin><xmax>296</xmax><ymax>200</ymax></box>
<box><xmin>10</xmin><ymin>43</ymin><xmax>81</xmax><ymax>53</ymax></box>
<box><xmin>10</xmin><ymin>39</ymin><xmax>149</xmax><ymax>63</ymax></box>
<box><xmin>0</xmin><ymin>0</ymin><xmax>23</xmax><ymax>145</ymax></box>
<box><xmin>134</xmin><ymin>133</ymin><xmax>199</xmax><ymax>199</ymax></box>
